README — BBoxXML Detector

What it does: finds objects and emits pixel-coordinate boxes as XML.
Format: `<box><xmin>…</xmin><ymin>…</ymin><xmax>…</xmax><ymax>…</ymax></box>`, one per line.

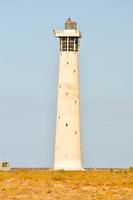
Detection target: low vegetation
<box><xmin>0</xmin><ymin>169</ymin><xmax>133</xmax><ymax>200</ymax></box>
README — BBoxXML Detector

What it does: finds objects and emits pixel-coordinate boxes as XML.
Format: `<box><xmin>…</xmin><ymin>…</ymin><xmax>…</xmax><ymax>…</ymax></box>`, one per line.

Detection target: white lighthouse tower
<box><xmin>53</xmin><ymin>18</ymin><xmax>82</xmax><ymax>170</ymax></box>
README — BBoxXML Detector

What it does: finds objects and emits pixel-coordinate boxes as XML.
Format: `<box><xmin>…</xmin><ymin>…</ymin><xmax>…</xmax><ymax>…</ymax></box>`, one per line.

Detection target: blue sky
<box><xmin>0</xmin><ymin>0</ymin><xmax>133</xmax><ymax>168</ymax></box>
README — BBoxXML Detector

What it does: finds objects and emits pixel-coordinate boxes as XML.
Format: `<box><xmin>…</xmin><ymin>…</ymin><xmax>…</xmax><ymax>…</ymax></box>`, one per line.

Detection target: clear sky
<box><xmin>0</xmin><ymin>0</ymin><xmax>133</xmax><ymax>168</ymax></box>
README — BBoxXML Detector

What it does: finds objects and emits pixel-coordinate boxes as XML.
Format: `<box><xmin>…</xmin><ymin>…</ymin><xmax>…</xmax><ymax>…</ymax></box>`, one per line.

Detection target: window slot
<box><xmin>68</xmin><ymin>37</ymin><xmax>74</xmax><ymax>51</ymax></box>
<box><xmin>61</xmin><ymin>37</ymin><xmax>67</xmax><ymax>51</ymax></box>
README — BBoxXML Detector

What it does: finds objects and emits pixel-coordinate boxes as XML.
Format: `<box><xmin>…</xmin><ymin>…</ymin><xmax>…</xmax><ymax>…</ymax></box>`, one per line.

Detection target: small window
<box><xmin>2</xmin><ymin>162</ymin><xmax>8</xmax><ymax>167</ymax></box>
<box><xmin>75</xmin><ymin>38</ymin><xmax>79</xmax><ymax>52</ymax></box>
<box><xmin>66</xmin><ymin>123</ymin><xmax>68</xmax><ymax>127</ymax></box>
<box><xmin>74</xmin><ymin>69</ymin><xmax>76</xmax><ymax>73</ymax></box>
<box><xmin>68</xmin><ymin>37</ymin><xmax>74</xmax><ymax>51</ymax></box>
<box><xmin>74</xmin><ymin>100</ymin><xmax>76</xmax><ymax>104</ymax></box>
<box><xmin>58</xmin><ymin>115</ymin><xmax>60</xmax><ymax>119</ymax></box>
<box><xmin>75</xmin><ymin>131</ymin><xmax>77</xmax><ymax>134</ymax></box>
<box><xmin>66</xmin><ymin>92</ymin><xmax>68</xmax><ymax>96</ymax></box>
<box><xmin>59</xmin><ymin>85</ymin><xmax>61</xmax><ymax>88</ymax></box>
<box><xmin>61</xmin><ymin>37</ymin><xmax>67</xmax><ymax>51</ymax></box>
<box><xmin>67</xmin><ymin>62</ymin><xmax>69</xmax><ymax>64</ymax></box>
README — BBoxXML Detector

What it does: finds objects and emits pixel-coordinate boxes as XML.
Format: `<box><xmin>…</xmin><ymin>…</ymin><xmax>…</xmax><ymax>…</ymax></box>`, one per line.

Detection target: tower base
<box><xmin>54</xmin><ymin>168</ymin><xmax>84</xmax><ymax>171</ymax></box>
<box><xmin>54</xmin><ymin>160</ymin><xmax>84</xmax><ymax>170</ymax></box>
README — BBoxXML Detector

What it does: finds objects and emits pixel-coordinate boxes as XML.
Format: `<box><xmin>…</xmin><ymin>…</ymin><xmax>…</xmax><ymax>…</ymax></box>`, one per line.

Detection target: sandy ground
<box><xmin>0</xmin><ymin>169</ymin><xmax>133</xmax><ymax>200</ymax></box>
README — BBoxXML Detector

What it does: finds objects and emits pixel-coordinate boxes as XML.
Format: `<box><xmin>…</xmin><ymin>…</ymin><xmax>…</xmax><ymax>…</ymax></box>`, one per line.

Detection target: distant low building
<box><xmin>0</xmin><ymin>161</ymin><xmax>10</xmax><ymax>171</ymax></box>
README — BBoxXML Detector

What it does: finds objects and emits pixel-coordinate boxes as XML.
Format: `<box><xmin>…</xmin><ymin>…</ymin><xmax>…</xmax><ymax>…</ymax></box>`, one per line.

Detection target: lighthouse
<box><xmin>53</xmin><ymin>18</ymin><xmax>82</xmax><ymax>170</ymax></box>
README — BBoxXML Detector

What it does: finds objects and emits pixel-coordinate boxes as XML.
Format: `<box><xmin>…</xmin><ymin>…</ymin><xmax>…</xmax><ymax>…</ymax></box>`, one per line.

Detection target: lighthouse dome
<box><xmin>65</xmin><ymin>18</ymin><xmax>77</xmax><ymax>30</ymax></box>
